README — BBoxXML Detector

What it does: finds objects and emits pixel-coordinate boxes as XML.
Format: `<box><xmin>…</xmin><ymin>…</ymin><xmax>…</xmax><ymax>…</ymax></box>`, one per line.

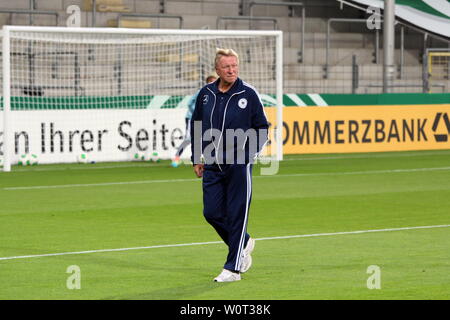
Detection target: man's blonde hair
<box><xmin>215</xmin><ymin>48</ymin><xmax>239</xmax><ymax>67</ymax></box>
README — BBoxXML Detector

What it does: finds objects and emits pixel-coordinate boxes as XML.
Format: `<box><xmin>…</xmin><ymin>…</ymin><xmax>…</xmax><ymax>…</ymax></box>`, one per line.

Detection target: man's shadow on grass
<box><xmin>105</xmin><ymin>275</ymin><xmax>233</xmax><ymax>300</ymax></box>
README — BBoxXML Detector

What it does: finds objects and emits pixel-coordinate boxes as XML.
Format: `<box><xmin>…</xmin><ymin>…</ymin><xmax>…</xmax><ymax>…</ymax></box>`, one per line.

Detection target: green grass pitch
<box><xmin>1</xmin><ymin>150</ymin><xmax>449</xmax><ymax>300</ymax></box>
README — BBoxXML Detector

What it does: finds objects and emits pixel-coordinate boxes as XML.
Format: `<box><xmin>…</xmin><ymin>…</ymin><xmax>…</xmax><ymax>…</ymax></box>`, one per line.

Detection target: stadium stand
<box><xmin>0</xmin><ymin>0</ymin><xmax>448</xmax><ymax>94</ymax></box>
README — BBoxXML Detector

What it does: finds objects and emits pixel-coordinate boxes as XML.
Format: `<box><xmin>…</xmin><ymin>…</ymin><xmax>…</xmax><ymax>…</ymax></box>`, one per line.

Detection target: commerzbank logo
<box><xmin>432</xmin><ymin>113</ymin><xmax>450</xmax><ymax>142</ymax></box>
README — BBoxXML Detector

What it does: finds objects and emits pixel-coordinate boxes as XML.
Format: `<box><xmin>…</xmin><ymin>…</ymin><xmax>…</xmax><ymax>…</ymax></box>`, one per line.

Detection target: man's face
<box><xmin>216</xmin><ymin>55</ymin><xmax>239</xmax><ymax>85</ymax></box>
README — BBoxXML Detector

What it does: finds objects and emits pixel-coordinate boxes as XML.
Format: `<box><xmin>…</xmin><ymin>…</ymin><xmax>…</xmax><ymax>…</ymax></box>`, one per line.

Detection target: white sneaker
<box><xmin>240</xmin><ymin>238</ymin><xmax>255</xmax><ymax>273</ymax></box>
<box><xmin>214</xmin><ymin>269</ymin><xmax>241</xmax><ymax>282</ymax></box>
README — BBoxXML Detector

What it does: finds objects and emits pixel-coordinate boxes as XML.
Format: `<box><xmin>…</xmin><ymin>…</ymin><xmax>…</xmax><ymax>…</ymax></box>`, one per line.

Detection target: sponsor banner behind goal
<box><xmin>265</xmin><ymin>104</ymin><xmax>450</xmax><ymax>154</ymax></box>
<box><xmin>1</xmin><ymin>109</ymin><xmax>187</xmax><ymax>164</ymax></box>
<box><xmin>3</xmin><ymin>104</ymin><xmax>450</xmax><ymax>164</ymax></box>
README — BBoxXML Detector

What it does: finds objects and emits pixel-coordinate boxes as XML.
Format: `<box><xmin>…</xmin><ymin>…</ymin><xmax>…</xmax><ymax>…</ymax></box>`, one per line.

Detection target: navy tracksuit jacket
<box><xmin>190</xmin><ymin>78</ymin><xmax>269</xmax><ymax>272</ymax></box>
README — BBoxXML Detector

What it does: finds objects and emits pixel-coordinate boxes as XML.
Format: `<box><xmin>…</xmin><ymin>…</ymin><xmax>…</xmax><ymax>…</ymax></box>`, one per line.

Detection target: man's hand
<box><xmin>193</xmin><ymin>164</ymin><xmax>204</xmax><ymax>178</ymax></box>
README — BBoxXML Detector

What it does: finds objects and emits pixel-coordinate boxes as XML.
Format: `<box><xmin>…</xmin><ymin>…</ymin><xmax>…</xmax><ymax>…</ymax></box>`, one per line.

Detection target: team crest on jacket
<box><xmin>203</xmin><ymin>95</ymin><xmax>209</xmax><ymax>104</ymax></box>
<box><xmin>238</xmin><ymin>98</ymin><xmax>248</xmax><ymax>109</ymax></box>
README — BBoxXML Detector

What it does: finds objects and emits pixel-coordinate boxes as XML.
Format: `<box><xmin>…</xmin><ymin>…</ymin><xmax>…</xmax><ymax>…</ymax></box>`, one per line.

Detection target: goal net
<box><xmin>1</xmin><ymin>26</ymin><xmax>283</xmax><ymax>171</ymax></box>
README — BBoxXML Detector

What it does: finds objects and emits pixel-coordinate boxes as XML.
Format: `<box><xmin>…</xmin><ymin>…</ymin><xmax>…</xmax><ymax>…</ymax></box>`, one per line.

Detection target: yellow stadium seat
<box><xmin>155</xmin><ymin>53</ymin><xmax>199</xmax><ymax>63</ymax></box>
<box><xmin>184</xmin><ymin>70</ymin><xmax>200</xmax><ymax>81</ymax></box>
<box><xmin>119</xmin><ymin>19</ymin><xmax>152</xmax><ymax>29</ymax></box>
<box><xmin>82</xmin><ymin>0</ymin><xmax>132</xmax><ymax>13</ymax></box>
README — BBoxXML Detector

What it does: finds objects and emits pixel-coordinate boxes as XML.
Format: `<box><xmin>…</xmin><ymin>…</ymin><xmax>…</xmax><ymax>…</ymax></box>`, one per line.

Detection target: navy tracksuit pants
<box><xmin>202</xmin><ymin>163</ymin><xmax>252</xmax><ymax>272</ymax></box>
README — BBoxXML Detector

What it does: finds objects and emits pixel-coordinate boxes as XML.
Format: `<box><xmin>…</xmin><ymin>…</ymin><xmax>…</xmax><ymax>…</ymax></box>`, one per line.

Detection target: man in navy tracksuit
<box><xmin>190</xmin><ymin>48</ymin><xmax>269</xmax><ymax>282</ymax></box>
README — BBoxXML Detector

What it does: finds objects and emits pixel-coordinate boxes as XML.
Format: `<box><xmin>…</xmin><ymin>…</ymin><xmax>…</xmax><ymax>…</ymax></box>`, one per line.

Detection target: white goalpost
<box><xmin>1</xmin><ymin>26</ymin><xmax>283</xmax><ymax>172</ymax></box>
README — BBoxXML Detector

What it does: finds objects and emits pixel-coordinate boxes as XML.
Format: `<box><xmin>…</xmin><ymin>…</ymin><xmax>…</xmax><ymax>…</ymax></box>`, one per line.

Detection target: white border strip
<box><xmin>4</xmin><ymin>166</ymin><xmax>450</xmax><ymax>191</ymax></box>
<box><xmin>1</xmin><ymin>224</ymin><xmax>448</xmax><ymax>261</ymax></box>
<box><xmin>308</xmin><ymin>94</ymin><xmax>328</xmax><ymax>106</ymax></box>
<box><xmin>4</xmin><ymin>150</ymin><xmax>450</xmax><ymax>173</ymax></box>
<box><xmin>286</xmin><ymin>94</ymin><xmax>307</xmax><ymax>107</ymax></box>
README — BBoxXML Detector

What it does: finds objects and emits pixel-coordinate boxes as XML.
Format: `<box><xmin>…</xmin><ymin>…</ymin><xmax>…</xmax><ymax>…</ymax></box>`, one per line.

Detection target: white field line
<box><xmin>282</xmin><ymin>150</ymin><xmax>450</xmax><ymax>161</ymax></box>
<box><xmin>8</xmin><ymin>162</ymin><xmax>171</xmax><ymax>172</ymax></box>
<box><xmin>3</xmin><ymin>166</ymin><xmax>450</xmax><ymax>191</ymax></box>
<box><xmin>256</xmin><ymin>166</ymin><xmax>450</xmax><ymax>179</ymax></box>
<box><xmin>0</xmin><ymin>224</ymin><xmax>449</xmax><ymax>261</ymax></box>
<box><xmin>3</xmin><ymin>178</ymin><xmax>200</xmax><ymax>190</ymax></box>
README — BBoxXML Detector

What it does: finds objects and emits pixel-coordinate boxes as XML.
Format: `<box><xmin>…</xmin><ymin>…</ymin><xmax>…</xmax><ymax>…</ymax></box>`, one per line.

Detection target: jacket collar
<box><xmin>208</xmin><ymin>77</ymin><xmax>243</xmax><ymax>95</ymax></box>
